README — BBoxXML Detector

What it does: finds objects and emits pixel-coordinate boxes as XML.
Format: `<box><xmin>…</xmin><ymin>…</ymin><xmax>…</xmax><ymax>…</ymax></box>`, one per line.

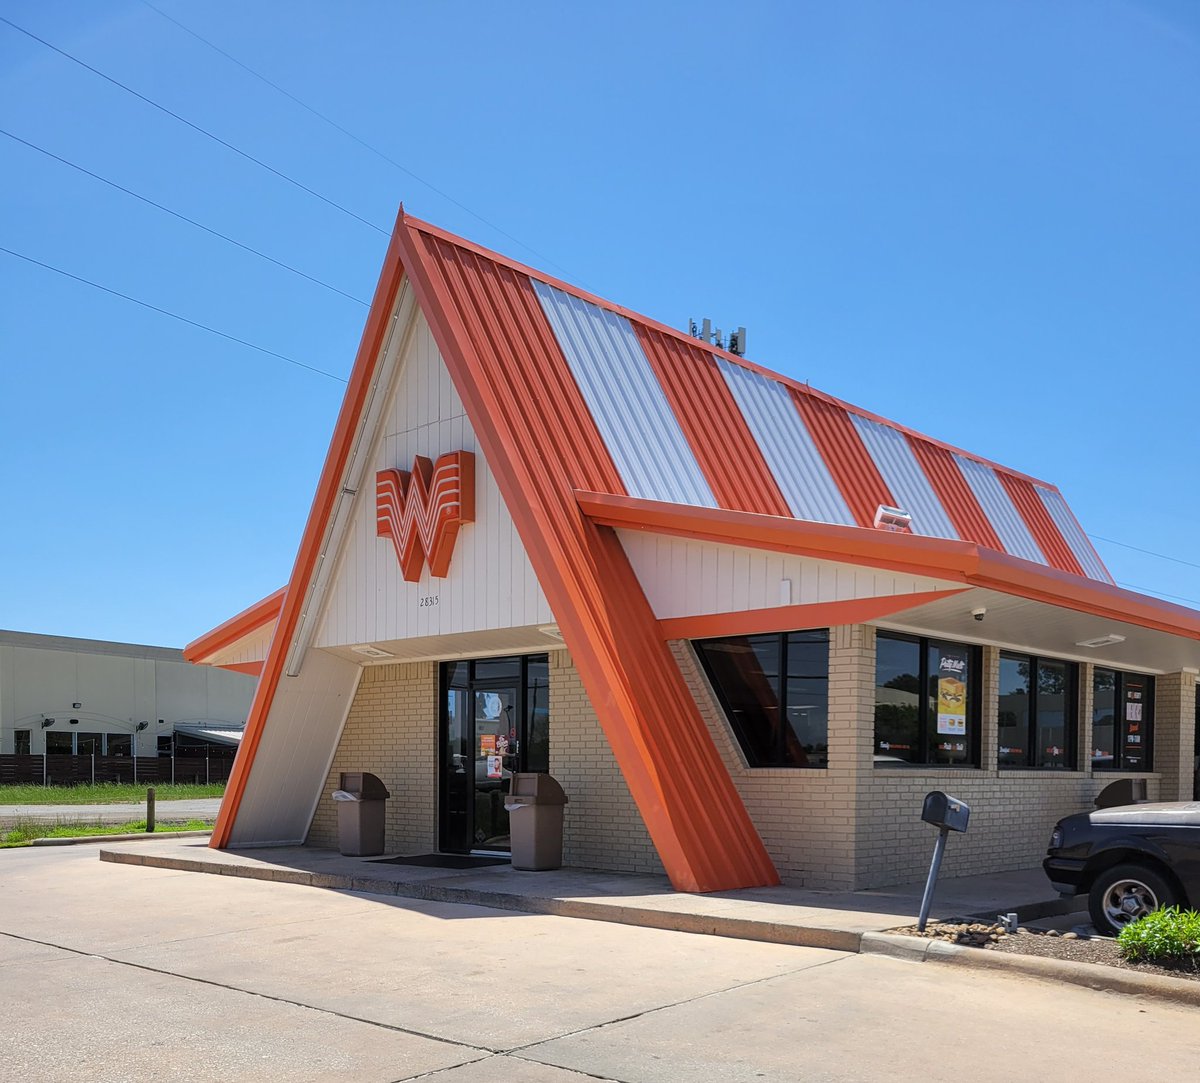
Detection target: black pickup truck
<box><xmin>1043</xmin><ymin>802</ymin><xmax>1200</xmax><ymax>935</ymax></box>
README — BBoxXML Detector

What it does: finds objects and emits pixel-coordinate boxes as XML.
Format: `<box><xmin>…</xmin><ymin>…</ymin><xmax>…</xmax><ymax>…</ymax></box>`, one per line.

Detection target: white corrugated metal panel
<box><xmin>953</xmin><ymin>455</ymin><xmax>1046</xmax><ymax>564</ymax></box>
<box><xmin>716</xmin><ymin>360</ymin><xmax>855</xmax><ymax>526</ymax></box>
<box><xmin>229</xmin><ymin>650</ymin><xmax>361</xmax><ymax>845</ymax></box>
<box><xmin>314</xmin><ymin>312</ymin><xmax>553</xmax><ymax>650</ymax></box>
<box><xmin>532</xmin><ymin>281</ymin><xmax>717</xmax><ymax>508</ymax></box>
<box><xmin>618</xmin><ymin>531</ymin><xmax>963</xmax><ymax>619</ymax></box>
<box><xmin>850</xmin><ymin>415</ymin><xmax>959</xmax><ymax>540</ymax></box>
<box><xmin>1036</xmin><ymin>487</ymin><xmax>1114</xmax><ymax>583</ymax></box>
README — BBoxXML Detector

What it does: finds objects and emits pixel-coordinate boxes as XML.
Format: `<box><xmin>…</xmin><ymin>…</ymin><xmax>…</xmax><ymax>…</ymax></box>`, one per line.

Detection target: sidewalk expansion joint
<box><xmin>0</xmin><ymin>930</ymin><xmax>500</xmax><ymax>1056</ymax></box>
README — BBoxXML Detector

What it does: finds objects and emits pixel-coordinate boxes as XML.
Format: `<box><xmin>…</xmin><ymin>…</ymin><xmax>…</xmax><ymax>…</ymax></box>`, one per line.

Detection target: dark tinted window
<box><xmin>696</xmin><ymin>631</ymin><xmax>829</xmax><ymax>768</ymax></box>
<box><xmin>999</xmin><ymin>652</ymin><xmax>1076</xmax><ymax>769</ymax></box>
<box><xmin>1093</xmin><ymin>669</ymin><xmax>1153</xmax><ymax>771</ymax></box>
<box><xmin>875</xmin><ymin>635</ymin><xmax>921</xmax><ymax>764</ymax></box>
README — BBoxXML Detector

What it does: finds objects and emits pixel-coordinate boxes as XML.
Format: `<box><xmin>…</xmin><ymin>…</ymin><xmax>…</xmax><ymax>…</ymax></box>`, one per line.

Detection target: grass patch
<box><xmin>0</xmin><ymin>782</ymin><xmax>225</xmax><ymax>805</ymax></box>
<box><xmin>0</xmin><ymin>819</ymin><xmax>212</xmax><ymax>848</ymax></box>
<box><xmin>1117</xmin><ymin>906</ymin><xmax>1200</xmax><ymax>970</ymax></box>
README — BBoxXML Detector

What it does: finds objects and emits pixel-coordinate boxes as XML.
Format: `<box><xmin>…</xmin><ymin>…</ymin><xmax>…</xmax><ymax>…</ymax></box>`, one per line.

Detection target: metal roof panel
<box><xmin>534</xmin><ymin>281</ymin><xmax>717</xmax><ymax>508</ymax></box>
<box><xmin>1037</xmin><ymin>486</ymin><xmax>1114</xmax><ymax>583</ymax></box>
<box><xmin>716</xmin><ymin>359</ymin><xmax>856</xmax><ymax>526</ymax></box>
<box><xmin>851</xmin><ymin>415</ymin><xmax>959</xmax><ymax>540</ymax></box>
<box><xmin>953</xmin><ymin>455</ymin><xmax>1046</xmax><ymax>564</ymax></box>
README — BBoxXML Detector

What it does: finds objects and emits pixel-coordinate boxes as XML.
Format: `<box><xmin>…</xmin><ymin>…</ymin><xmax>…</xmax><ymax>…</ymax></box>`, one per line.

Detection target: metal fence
<box><xmin>0</xmin><ymin>753</ymin><xmax>234</xmax><ymax>786</ymax></box>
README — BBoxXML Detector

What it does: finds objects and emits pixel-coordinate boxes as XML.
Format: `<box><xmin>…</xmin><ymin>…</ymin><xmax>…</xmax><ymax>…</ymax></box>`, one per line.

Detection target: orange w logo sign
<box><xmin>376</xmin><ymin>452</ymin><xmax>475</xmax><ymax>582</ymax></box>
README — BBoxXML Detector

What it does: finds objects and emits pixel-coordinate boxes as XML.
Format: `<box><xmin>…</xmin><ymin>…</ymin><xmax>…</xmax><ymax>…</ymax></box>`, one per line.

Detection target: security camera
<box><xmin>971</xmin><ymin>607</ymin><xmax>987</xmax><ymax>622</ymax></box>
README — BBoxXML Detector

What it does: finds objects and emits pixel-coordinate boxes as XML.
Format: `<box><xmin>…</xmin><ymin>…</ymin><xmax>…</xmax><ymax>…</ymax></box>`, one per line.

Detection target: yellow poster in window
<box><xmin>937</xmin><ymin>677</ymin><xmax>966</xmax><ymax>736</ymax></box>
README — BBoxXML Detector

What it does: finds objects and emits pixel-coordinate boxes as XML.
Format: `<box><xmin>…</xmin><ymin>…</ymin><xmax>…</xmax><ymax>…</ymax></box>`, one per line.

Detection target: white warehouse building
<box><xmin>0</xmin><ymin>629</ymin><xmax>257</xmax><ymax>761</ymax></box>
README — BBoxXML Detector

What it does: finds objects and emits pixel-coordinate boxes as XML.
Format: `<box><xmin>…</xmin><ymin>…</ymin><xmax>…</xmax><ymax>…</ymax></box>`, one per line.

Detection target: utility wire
<box><xmin>138</xmin><ymin>0</ymin><xmax>577</xmax><ymax>281</ymax></box>
<box><xmin>0</xmin><ymin>245</ymin><xmax>347</xmax><ymax>383</ymax></box>
<box><xmin>0</xmin><ymin>14</ymin><xmax>388</xmax><ymax>237</ymax></box>
<box><xmin>1116</xmin><ymin>580</ymin><xmax>1200</xmax><ymax>609</ymax></box>
<box><xmin>1</xmin><ymin>128</ymin><xmax>369</xmax><ymax>308</ymax></box>
<box><xmin>1092</xmin><ymin>533</ymin><xmax>1200</xmax><ymax>574</ymax></box>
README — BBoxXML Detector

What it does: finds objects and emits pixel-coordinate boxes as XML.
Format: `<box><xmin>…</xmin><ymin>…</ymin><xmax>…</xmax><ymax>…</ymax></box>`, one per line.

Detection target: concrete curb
<box><xmin>34</xmin><ymin>830</ymin><xmax>212</xmax><ymax>847</ymax></box>
<box><xmin>860</xmin><ymin>932</ymin><xmax>1200</xmax><ymax>1007</ymax></box>
<box><xmin>99</xmin><ymin>849</ymin><xmax>862</xmax><ymax>952</ymax></box>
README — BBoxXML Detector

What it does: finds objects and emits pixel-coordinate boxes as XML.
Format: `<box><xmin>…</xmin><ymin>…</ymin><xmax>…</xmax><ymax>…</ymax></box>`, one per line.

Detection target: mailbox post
<box><xmin>917</xmin><ymin>791</ymin><xmax>970</xmax><ymax>932</ymax></box>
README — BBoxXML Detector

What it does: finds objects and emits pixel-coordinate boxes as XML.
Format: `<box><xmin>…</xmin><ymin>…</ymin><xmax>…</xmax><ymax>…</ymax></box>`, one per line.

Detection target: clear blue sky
<box><xmin>2</xmin><ymin>0</ymin><xmax>1198</xmax><ymax>648</ymax></box>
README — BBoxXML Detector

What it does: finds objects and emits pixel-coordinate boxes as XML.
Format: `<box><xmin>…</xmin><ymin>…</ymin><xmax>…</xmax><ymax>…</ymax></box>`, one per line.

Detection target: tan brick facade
<box><xmin>305</xmin><ymin>633</ymin><xmax>1192</xmax><ymax>893</ymax></box>
<box><xmin>548</xmin><ymin>651</ymin><xmax>662</xmax><ymax>875</ymax></box>
<box><xmin>307</xmin><ymin>661</ymin><xmax>439</xmax><ymax>853</ymax></box>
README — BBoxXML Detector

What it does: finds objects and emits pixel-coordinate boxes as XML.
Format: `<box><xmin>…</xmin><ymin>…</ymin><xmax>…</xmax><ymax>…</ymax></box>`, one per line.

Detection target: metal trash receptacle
<box><xmin>504</xmin><ymin>772</ymin><xmax>568</xmax><ymax>871</ymax></box>
<box><xmin>332</xmin><ymin>771</ymin><xmax>391</xmax><ymax>856</ymax></box>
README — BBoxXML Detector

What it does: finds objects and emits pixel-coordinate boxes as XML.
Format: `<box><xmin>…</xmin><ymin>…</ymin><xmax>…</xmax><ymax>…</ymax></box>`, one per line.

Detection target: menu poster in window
<box><xmin>1124</xmin><ymin>681</ymin><xmax>1145</xmax><ymax>769</ymax></box>
<box><xmin>486</xmin><ymin>755</ymin><xmax>503</xmax><ymax>779</ymax></box>
<box><xmin>936</xmin><ymin>650</ymin><xmax>968</xmax><ymax>736</ymax></box>
<box><xmin>479</xmin><ymin>734</ymin><xmax>497</xmax><ymax>755</ymax></box>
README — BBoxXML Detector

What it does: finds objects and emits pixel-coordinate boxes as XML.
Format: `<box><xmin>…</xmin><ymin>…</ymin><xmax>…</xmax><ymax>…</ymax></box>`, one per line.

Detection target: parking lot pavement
<box><xmin>2</xmin><ymin>846</ymin><xmax>1199</xmax><ymax>1083</ymax></box>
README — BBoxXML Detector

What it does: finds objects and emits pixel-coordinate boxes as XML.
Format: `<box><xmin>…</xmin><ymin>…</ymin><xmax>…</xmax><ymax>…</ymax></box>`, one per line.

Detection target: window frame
<box><xmin>998</xmin><ymin>651</ymin><xmax>1079</xmax><ymax>770</ymax></box>
<box><xmin>1091</xmin><ymin>667</ymin><xmax>1154</xmax><ymax>772</ymax></box>
<box><xmin>694</xmin><ymin>629</ymin><xmax>831</xmax><ymax>769</ymax></box>
<box><xmin>873</xmin><ymin>631</ymin><xmax>983</xmax><ymax>768</ymax></box>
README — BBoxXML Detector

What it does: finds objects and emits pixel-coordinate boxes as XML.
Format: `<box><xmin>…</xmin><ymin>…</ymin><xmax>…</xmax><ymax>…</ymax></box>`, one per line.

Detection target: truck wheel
<box><xmin>1088</xmin><ymin>864</ymin><xmax>1177</xmax><ymax>936</ymax></box>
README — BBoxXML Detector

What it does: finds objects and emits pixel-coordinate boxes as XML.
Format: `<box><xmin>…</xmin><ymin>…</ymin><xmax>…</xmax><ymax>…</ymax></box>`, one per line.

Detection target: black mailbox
<box><xmin>921</xmin><ymin>791</ymin><xmax>970</xmax><ymax>833</ymax></box>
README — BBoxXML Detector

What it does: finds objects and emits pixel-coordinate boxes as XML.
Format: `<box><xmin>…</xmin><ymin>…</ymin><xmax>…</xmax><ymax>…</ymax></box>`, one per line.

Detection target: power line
<box><xmin>0</xmin><ymin>14</ymin><xmax>388</xmax><ymax>237</ymax></box>
<box><xmin>0</xmin><ymin>245</ymin><xmax>347</xmax><ymax>383</ymax></box>
<box><xmin>1116</xmin><ymin>580</ymin><xmax>1200</xmax><ymax>609</ymax></box>
<box><xmin>137</xmin><ymin>0</ymin><xmax>578</xmax><ymax>282</ymax></box>
<box><xmin>1</xmin><ymin>127</ymin><xmax>369</xmax><ymax>309</ymax></box>
<box><xmin>1092</xmin><ymin>533</ymin><xmax>1200</xmax><ymax>574</ymax></box>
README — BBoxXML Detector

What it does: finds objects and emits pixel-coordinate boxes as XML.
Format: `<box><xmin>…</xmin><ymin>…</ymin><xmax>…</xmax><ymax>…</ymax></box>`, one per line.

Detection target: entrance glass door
<box><xmin>439</xmin><ymin>654</ymin><xmax>549</xmax><ymax>854</ymax></box>
<box><xmin>473</xmin><ymin>687</ymin><xmax>517</xmax><ymax>850</ymax></box>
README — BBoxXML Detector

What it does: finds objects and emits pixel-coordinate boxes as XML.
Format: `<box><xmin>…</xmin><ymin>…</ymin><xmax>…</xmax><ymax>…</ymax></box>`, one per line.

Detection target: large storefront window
<box><xmin>1092</xmin><ymin>668</ymin><xmax>1154</xmax><ymax>771</ymax></box>
<box><xmin>874</xmin><ymin>633</ymin><xmax>980</xmax><ymax>767</ymax></box>
<box><xmin>998</xmin><ymin>653</ymin><xmax>1077</xmax><ymax>769</ymax></box>
<box><xmin>695</xmin><ymin>630</ymin><xmax>829</xmax><ymax>768</ymax></box>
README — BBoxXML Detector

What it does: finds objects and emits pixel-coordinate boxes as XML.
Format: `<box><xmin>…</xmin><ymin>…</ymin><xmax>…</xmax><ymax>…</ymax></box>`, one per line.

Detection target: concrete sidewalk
<box><xmin>101</xmin><ymin>837</ymin><xmax>1070</xmax><ymax>953</ymax></box>
<box><xmin>1</xmin><ymin>798</ymin><xmax>222</xmax><ymax>827</ymax></box>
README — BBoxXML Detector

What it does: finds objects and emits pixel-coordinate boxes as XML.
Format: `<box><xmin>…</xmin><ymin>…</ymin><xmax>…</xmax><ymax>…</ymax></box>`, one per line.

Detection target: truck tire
<box><xmin>1088</xmin><ymin>863</ymin><xmax>1177</xmax><ymax>936</ymax></box>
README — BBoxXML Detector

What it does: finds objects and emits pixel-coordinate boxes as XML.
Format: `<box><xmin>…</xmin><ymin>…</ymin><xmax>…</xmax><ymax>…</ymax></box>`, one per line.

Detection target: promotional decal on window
<box><xmin>936</xmin><ymin>649</ymin><xmax>969</xmax><ymax>737</ymax></box>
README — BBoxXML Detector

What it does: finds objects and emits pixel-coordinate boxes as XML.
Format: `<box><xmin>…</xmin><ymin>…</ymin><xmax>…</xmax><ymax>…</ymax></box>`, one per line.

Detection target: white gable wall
<box><xmin>618</xmin><ymin>531</ymin><xmax>963</xmax><ymax>620</ymax></box>
<box><xmin>314</xmin><ymin>311</ymin><xmax>553</xmax><ymax>651</ymax></box>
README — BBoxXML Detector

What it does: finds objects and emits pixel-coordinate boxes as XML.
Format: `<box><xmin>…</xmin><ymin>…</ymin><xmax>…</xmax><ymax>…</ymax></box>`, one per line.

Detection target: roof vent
<box><xmin>351</xmin><ymin>644</ymin><xmax>394</xmax><ymax>659</ymax></box>
<box><xmin>689</xmin><ymin>319</ymin><xmax>747</xmax><ymax>357</ymax></box>
<box><xmin>1075</xmin><ymin>634</ymin><xmax>1127</xmax><ymax>649</ymax></box>
<box><xmin>873</xmin><ymin>505</ymin><xmax>912</xmax><ymax>532</ymax></box>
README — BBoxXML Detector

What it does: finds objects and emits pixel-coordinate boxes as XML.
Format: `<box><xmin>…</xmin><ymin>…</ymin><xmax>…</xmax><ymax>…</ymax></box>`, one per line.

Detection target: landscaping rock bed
<box><xmin>891</xmin><ymin>920</ymin><xmax>1200</xmax><ymax>983</ymax></box>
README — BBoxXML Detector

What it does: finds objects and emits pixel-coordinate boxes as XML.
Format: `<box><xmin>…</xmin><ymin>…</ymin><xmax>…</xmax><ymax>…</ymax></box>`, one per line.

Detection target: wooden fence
<box><xmin>0</xmin><ymin>754</ymin><xmax>234</xmax><ymax>786</ymax></box>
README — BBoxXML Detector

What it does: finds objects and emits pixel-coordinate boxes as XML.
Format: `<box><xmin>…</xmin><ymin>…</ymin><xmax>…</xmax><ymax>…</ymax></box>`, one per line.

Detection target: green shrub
<box><xmin>1117</xmin><ymin>906</ymin><xmax>1200</xmax><ymax>964</ymax></box>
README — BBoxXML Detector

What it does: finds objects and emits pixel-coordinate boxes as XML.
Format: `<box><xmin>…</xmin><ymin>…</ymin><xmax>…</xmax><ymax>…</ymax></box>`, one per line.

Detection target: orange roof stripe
<box><xmin>792</xmin><ymin>390</ymin><xmax>897</xmax><ymax>529</ymax></box>
<box><xmin>907</xmin><ymin>437</ymin><xmax>1005</xmax><ymax>551</ymax></box>
<box><xmin>999</xmin><ymin>473</ymin><xmax>1086</xmax><ymax>578</ymax></box>
<box><xmin>634</xmin><ymin>323</ymin><xmax>790</xmax><ymax>516</ymax></box>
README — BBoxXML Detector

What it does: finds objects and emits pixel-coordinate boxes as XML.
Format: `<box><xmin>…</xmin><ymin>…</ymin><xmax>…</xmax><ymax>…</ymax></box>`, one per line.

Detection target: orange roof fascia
<box><xmin>183</xmin><ymin>588</ymin><xmax>285</xmax><ymax>665</ymax></box>
<box><xmin>658</xmin><ymin>590</ymin><xmax>969</xmax><ymax>640</ymax></box>
<box><xmin>578</xmin><ymin>492</ymin><xmax>1200</xmax><ymax>643</ymax></box>
<box><xmin>215</xmin><ymin>661</ymin><xmax>265</xmax><ymax>677</ymax></box>
<box><xmin>403</xmin><ymin>214</ymin><xmax>1060</xmax><ymax>490</ymax></box>
<box><xmin>210</xmin><ymin>212</ymin><xmax>410</xmax><ymax>850</ymax></box>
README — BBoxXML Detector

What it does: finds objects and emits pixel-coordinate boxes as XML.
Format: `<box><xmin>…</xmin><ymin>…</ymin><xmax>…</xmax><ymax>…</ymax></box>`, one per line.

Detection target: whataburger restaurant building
<box><xmin>186</xmin><ymin>210</ymin><xmax>1200</xmax><ymax>894</ymax></box>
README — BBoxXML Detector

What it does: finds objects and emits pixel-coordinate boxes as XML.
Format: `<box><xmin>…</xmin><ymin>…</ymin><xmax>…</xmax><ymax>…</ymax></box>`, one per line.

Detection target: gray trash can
<box><xmin>504</xmin><ymin>772</ymin><xmax>568</xmax><ymax>871</ymax></box>
<box><xmin>332</xmin><ymin>771</ymin><xmax>390</xmax><ymax>856</ymax></box>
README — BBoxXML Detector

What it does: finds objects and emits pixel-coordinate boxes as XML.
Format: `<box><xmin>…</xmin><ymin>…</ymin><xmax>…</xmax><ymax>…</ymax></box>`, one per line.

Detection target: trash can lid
<box><xmin>339</xmin><ymin>771</ymin><xmax>391</xmax><ymax>799</ymax></box>
<box><xmin>331</xmin><ymin>790</ymin><xmax>358</xmax><ymax>802</ymax></box>
<box><xmin>508</xmin><ymin>772</ymin><xmax>567</xmax><ymax>805</ymax></box>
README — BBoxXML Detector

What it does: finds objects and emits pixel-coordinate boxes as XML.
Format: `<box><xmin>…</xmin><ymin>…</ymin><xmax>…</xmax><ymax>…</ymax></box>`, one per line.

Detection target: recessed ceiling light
<box><xmin>351</xmin><ymin>644</ymin><xmax>394</xmax><ymax>659</ymax></box>
<box><xmin>1075</xmin><ymin>634</ymin><xmax>1127</xmax><ymax>649</ymax></box>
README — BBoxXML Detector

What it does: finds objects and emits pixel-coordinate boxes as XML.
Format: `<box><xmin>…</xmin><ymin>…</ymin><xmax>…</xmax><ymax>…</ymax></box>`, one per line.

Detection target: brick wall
<box><xmin>306</xmin><ymin>661</ymin><xmax>438</xmax><ymax>853</ymax></box>
<box><xmin>1153</xmin><ymin>670</ymin><xmax>1197</xmax><ymax>802</ymax></box>
<box><xmin>548</xmin><ymin>651</ymin><xmax>662</xmax><ymax>875</ymax></box>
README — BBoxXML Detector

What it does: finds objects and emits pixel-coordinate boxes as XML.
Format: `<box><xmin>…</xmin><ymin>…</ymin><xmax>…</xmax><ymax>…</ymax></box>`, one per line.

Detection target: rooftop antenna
<box><xmin>688</xmin><ymin>319</ymin><xmax>748</xmax><ymax>357</ymax></box>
